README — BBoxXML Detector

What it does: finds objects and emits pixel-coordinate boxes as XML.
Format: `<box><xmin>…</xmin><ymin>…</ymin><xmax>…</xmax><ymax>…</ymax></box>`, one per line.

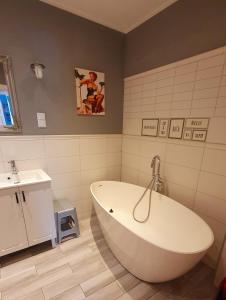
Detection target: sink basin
<box><xmin>0</xmin><ymin>169</ymin><xmax>51</xmax><ymax>190</ymax></box>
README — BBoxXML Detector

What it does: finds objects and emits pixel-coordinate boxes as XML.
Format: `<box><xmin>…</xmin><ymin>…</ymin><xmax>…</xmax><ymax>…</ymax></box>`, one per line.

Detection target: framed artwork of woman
<box><xmin>75</xmin><ymin>68</ymin><xmax>105</xmax><ymax>116</ymax></box>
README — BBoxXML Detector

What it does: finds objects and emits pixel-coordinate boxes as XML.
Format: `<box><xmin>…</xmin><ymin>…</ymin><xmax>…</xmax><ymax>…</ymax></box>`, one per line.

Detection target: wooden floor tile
<box><xmin>16</xmin><ymin>290</ymin><xmax>44</xmax><ymax>300</ymax></box>
<box><xmin>117</xmin><ymin>272</ymin><xmax>141</xmax><ymax>292</ymax></box>
<box><xmin>80</xmin><ymin>268</ymin><xmax>115</xmax><ymax>296</ymax></box>
<box><xmin>48</xmin><ymin>285</ymin><xmax>85</xmax><ymax>300</ymax></box>
<box><xmin>117</xmin><ymin>282</ymin><xmax>159</xmax><ymax>300</ymax></box>
<box><xmin>85</xmin><ymin>281</ymin><xmax>124</xmax><ymax>300</ymax></box>
<box><xmin>2</xmin><ymin>265</ymin><xmax>72</xmax><ymax>300</ymax></box>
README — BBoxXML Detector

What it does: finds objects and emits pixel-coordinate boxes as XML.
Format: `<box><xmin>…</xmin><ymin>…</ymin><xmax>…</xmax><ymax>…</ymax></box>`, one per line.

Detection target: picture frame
<box><xmin>158</xmin><ymin>119</ymin><xmax>170</xmax><ymax>138</ymax></box>
<box><xmin>192</xmin><ymin>130</ymin><xmax>207</xmax><ymax>142</ymax></box>
<box><xmin>169</xmin><ymin>118</ymin><xmax>184</xmax><ymax>139</ymax></box>
<box><xmin>185</xmin><ymin>118</ymin><xmax>209</xmax><ymax>129</ymax></box>
<box><xmin>183</xmin><ymin>129</ymin><xmax>193</xmax><ymax>140</ymax></box>
<box><xmin>75</xmin><ymin>67</ymin><xmax>105</xmax><ymax>116</ymax></box>
<box><xmin>141</xmin><ymin>119</ymin><xmax>159</xmax><ymax>137</ymax></box>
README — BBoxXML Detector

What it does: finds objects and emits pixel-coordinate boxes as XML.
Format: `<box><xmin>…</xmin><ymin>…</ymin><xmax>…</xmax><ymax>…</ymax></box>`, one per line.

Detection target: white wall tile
<box><xmin>171</xmin><ymin>101</ymin><xmax>191</xmax><ymax>110</ymax></box>
<box><xmin>80</xmin><ymin>137</ymin><xmax>106</xmax><ymax>155</ymax></box>
<box><xmin>106</xmin><ymin>153</ymin><xmax>121</xmax><ymax>167</ymax></box>
<box><xmin>195</xmin><ymin>192</ymin><xmax>226</xmax><ymax>224</ymax></box>
<box><xmin>190</xmin><ymin>107</ymin><xmax>215</xmax><ymax>117</ymax></box>
<box><xmin>198</xmin><ymin>54</ymin><xmax>225</xmax><ymax>70</ymax></box>
<box><xmin>122</xmin><ymin>136</ymin><xmax>140</xmax><ymax>155</ymax></box>
<box><xmin>164</xmin><ymin>163</ymin><xmax>199</xmax><ymax>189</ymax></box>
<box><xmin>174</xmin><ymin>82</ymin><xmax>194</xmax><ymax>93</ymax></box>
<box><xmin>106</xmin><ymin>137</ymin><xmax>122</xmax><ymax>153</ymax></box>
<box><xmin>174</xmin><ymin>72</ymin><xmax>196</xmax><ymax>84</ymax></box>
<box><xmin>50</xmin><ymin>171</ymin><xmax>81</xmax><ymax>190</ymax></box>
<box><xmin>191</xmin><ymin>98</ymin><xmax>216</xmax><ymax>108</ymax></box>
<box><xmin>157</xmin><ymin>68</ymin><xmax>175</xmax><ymax>80</ymax></box>
<box><xmin>140</xmin><ymin>140</ymin><xmax>166</xmax><ymax>159</ymax></box>
<box><xmin>171</xmin><ymin>109</ymin><xmax>191</xmax><ymax>118</ymax></box>
<box><xmin>157</xmin><ymin>77</ymin><xmax>174</xmax><ymax>88</ymax></box>
<box><xmin>194</xmin><ymin>77</ymin><xmax>221</xmax><ymax>90</ymax></box>
<box><xmin>166</xmin><ymin>143</ymin><xmax>203</xmax><ymax>169</ymax></box>
<box><xmin>121</xmin><ymin>166</ymin><xmax>139</xmax><ymax>185</ymax></box>
<box><xmin>105</xmin><ymin>166</ymin><xmax>121</xmax><ymax>181</ymax></box>
<box><xmin>173</xmin><ymin>91</ymin><xmax>193</xmax><ymax>102</ymax></box>
<box><xmin>156</xmin><ymin>85</ymin><xmax>173</xmax><ymax>96</ymax></box>
<box><xmin>155</xmin><ymin>102</ymin><xmax>171</xmax><ymax>111</ymax></box>
<box><xmin>52</xmin><ymin>186</ymin><xmax>82</xmax><ymax>206</ymax></box>
<box><xmin>202</xmin><ymin>148</ymin><xmax>226</xmax><ymax>176</ymax></box>
<box><xmin>81</xmin><ymin>168</ymin><xmax>107</xmax><ymax>186</ymax></box>
<box><xmin>44</xmin><ymin>138</ymin><xmax>79</xmax><ymax>158</ymax></box>
<box><xmin>156</xmin><ymin>94</ymin><xmax>172</xmax><ymax>103</ymax></box>
<box><xmin>207</xmin><ymin>117</ymin><xmax>226</xmax><ymax>144</ymax></box>
<box><xmin>196</xmin><ymin>65</ymin><xmax>223</xmax><ymax>80</ymax></box>
<box><xmin>197</xmin><ymin>171</ymin><xmax>226</xmax><ymax>201</ymax></box>
<box><xmin>80</xmin><ymin>154</ymin><xmax>106</xmax><ymax>171</ymax></box>
<box><xmin>175</xmin><ymin>62</ymin><xmax>197</xmax><ymax>75</ymax></box>
<box><xmin>47</xmin><ymin>156</ymin><xmax>80</xmax><ymax>174</ymax></box>
<box><xmin>122</xmin><ymin>153</ymin><xmax>140</xmax><ymax>170</ymax></box>
<box><xmin>166</xmin><ymin>181</ymin><xmax>195</xmax><ymax>208</ymax></box>
<box><xmin>193</xmin><ymin>87</ymin><xmax>218</xmax><ymax>100</ymax></box>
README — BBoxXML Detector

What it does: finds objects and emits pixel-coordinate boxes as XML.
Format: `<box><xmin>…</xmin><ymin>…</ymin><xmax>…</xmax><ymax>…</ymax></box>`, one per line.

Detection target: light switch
<box><xmin>37</xmin><ymin>112</ymin><xmax>46</xmax><ymax>128</ymax></box>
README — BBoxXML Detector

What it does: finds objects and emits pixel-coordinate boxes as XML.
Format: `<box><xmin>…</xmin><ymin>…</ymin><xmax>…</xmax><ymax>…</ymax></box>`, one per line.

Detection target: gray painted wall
<box><xmin>0</xmin><ymin>0</ymin><xmax>124</xmax><ymax>134</ymax></box>
<box><xmin>124</xmin><ymin>0</ymin><xmax>226</xmax><ymax>77</ymax></box>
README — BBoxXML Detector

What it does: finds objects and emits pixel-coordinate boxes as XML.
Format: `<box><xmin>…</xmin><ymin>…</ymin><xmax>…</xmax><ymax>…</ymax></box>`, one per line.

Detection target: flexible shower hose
<box><xmin>132</xmin><ymin>177</ymin><xmax>155</xmax><ymax>223</ymax></box>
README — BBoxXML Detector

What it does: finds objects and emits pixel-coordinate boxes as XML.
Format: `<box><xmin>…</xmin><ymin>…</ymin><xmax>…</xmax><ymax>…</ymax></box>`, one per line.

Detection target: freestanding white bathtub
<box><xmin>90</xmin><ymin>181</ymin><xmax>214</xmax><ymax>283</ymax></box>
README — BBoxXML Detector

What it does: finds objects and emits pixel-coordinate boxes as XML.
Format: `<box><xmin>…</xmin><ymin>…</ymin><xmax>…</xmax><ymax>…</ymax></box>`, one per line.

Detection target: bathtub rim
<box><xmin>90</xmin><ymin>180</ymin><xmax>214</xmax><ymax>256</ymax></box>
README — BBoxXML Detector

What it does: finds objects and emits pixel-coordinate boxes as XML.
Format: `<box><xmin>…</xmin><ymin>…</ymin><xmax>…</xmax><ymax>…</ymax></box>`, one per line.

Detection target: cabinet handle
<box><xmin>22</xmin><ymin>191</ymin><xmax>26</xmax><ymax>202</ymax></box>
<box><xmin>15</xmin><ymin>192</ymin><xmax>19</xmax><ymax>204</ymax></box>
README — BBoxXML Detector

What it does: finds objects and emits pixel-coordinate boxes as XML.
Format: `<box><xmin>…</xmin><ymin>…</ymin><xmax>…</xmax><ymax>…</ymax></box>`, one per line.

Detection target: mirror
<box><xmin>0</xmin><ymin>56</ymin><xmax>21</xmax><ymax>132</ymax></box>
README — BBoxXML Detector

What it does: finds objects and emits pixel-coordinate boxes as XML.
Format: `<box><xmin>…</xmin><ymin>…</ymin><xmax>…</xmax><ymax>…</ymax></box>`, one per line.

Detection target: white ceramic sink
<box><xmin>0</xmin><ymin>169</ymin><xmax>51</xmax><ymax>190</ymax></box>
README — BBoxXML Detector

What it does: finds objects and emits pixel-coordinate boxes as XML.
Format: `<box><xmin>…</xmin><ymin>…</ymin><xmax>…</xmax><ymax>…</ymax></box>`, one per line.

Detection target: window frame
<box><xmin>0</xmin><ymin>55</ymin><xmax>21</xmax><ymax>133</ymax></box>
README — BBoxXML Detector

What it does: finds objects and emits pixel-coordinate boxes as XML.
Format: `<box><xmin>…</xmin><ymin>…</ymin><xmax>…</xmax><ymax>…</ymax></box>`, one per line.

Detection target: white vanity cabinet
<box><xmin>0</xmin><ymin>187</ymin><xmax>28</xmax><ymax>256</ymax></box>
<box><xmin>0</xmin><ymin>181</ymin><xmax>56</xmax><ymax>257</ymax></box>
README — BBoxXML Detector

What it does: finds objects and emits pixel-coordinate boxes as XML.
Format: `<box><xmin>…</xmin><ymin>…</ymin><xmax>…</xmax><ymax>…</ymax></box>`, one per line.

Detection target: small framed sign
<box><xmin>185</xmin><ymin>118</ymin><xmax>209</xmax><ymax>129</ymax></box>
<box><xmin>169</xmin><ymin>119</ymin><xmax>184</xmax><ymax>139</ymax></box>
<box><xmin>142</xmin><ymin>119</ymin><xmax>159</xmax><ymax>137</ymax></box>
<box><xmin>158</xmin><ymin>119</ymin><xmax>170</xmax><ymax>138</ymax></box>
<box><xmin>183</xmin><ymin>129</ymin><xmax>193</xmax><ymax>140</ymax></box>
<box><xmin>192</xmin><ymin>130</ymin><xmax>207</xmax><ymax>142</ymax></box>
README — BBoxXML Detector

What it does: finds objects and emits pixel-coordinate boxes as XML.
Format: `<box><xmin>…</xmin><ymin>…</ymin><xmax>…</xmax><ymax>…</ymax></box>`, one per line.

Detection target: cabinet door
<box><xmin>0</xmin><ymin>188</ymin><xmax>28</xmax><ymax>256</ymax></box>
<box><xmin>20</xmin><ymin>183</ymin><xmax>56</xmax><ymax>246</ymax></box>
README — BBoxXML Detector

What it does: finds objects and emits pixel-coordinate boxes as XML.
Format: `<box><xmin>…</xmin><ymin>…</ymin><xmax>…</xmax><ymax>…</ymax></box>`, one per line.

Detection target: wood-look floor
<box><xmin>0</xmin><ymin>216</ymin><xmax>217</xmax><ymax>300</ymax></box>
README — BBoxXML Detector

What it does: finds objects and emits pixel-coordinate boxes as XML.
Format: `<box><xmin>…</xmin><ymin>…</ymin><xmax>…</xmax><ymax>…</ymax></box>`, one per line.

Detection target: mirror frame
<box><xmin>0</xmin><ymin>55</ymin><xmax>21</xmax><ymax>132</ymax></box>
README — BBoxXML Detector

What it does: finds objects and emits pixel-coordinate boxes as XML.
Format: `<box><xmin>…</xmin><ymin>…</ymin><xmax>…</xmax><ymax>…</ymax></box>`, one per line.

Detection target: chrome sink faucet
<box><xmin>8</xmin><ymin>160</ymin><xmax>18</xmax><ymax>175</ymax></box>
<box><xmin>8</xmin><ymin>160</ymin><xmax>20</xmax><ymax>183</ymax></box>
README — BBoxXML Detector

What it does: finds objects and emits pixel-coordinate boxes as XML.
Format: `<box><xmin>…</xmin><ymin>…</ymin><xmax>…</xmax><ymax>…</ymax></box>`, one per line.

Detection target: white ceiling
<box><xmin>40</xmin><ymin>0</ymin><xmax>178</xmax><ymax>33</ymax></box>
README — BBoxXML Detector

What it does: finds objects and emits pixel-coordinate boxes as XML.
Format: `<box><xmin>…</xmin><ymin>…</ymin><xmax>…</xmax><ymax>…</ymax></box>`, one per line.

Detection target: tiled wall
<box><xmin>122</xmin><ymin>46</ymin><xmax>226</xmax><ymax>267</ymax></box>
<box><xmin>0</xmin><ymin>134</ymin><xmax>121</xmax><ymax>220</ymax></box>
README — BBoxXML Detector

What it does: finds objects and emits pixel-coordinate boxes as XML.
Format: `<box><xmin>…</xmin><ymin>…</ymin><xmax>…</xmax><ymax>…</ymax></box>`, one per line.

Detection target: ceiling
<box><xmin>40</xmin><ymin>0</ymin><xmax>178</xmax><ymax>33</ymax></box>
